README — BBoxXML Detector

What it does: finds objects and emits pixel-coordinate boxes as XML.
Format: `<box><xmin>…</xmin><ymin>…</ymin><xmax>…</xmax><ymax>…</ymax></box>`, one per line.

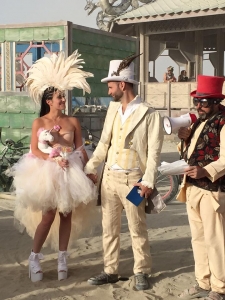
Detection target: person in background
<box><xmin>163</xmin><ymin>66</ymin><xmax>177</xmax><ymax>82</ymax></box>
<box><xmin>178</xmin><ymin>70</ymin><xmax>188</xmax><ymax>82</ymax></box>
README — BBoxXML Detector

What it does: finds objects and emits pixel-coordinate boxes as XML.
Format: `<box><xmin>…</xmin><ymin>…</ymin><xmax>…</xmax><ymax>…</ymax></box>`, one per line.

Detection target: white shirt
<box><xmin>118</xmin><ymin>96</ymin><xmax>142</xmax><ymax>125</ymax></box>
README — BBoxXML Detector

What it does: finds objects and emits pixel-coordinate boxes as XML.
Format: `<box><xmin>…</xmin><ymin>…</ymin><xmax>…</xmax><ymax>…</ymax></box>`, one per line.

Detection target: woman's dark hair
<box><xmin>40</xmin><ymin>87</ymin><xmax>58</xmax><ymax>117</ymax></box>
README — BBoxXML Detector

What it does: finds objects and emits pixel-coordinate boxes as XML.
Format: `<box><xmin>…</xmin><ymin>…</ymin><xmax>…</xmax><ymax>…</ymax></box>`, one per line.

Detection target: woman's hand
<box><xmin>56</xmin><ymin>157</ymin><xmax>69</xmax><ymax>170</ymax></box>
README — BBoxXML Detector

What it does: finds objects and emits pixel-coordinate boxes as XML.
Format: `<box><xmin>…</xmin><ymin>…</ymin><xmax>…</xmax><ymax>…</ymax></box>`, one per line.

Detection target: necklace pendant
<box><xmin>53</xmin><ymin>125</ymin><xmax>61</xmax><ymax>132</ymax></box>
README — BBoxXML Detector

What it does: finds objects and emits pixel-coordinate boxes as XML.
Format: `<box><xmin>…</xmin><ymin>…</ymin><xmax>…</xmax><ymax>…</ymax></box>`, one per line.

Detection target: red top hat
<box><xmin>190</xmin><ymin>75</ymin><xmax>225</xmax><ymax>99</ymax></box>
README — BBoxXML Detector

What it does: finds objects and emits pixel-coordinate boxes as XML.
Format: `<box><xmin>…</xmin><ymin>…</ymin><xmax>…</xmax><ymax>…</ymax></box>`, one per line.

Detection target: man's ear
<box><xmin>119</xmin><ymin>81</ymin><xmax>126</xmax><ymax>91</ymax></box>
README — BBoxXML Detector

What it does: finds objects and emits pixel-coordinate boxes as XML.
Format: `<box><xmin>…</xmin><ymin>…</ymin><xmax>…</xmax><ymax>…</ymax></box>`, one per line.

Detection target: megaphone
<box><xmin>163</xmin><ymin>113</ymin><xmax>197</xmax><ymax>135</ymax></box>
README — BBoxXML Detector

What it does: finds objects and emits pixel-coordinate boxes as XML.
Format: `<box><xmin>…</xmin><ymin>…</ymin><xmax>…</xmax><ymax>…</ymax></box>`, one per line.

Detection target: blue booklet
<box><xmin>126</xmin><ymin>179</ymin><xmax>144</xmax><ymax>207</ymax></box>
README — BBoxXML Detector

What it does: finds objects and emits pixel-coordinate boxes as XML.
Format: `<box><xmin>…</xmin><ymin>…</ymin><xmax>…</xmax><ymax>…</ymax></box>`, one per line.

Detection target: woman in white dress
<box><xmin>12</xmin><ymin>51</ymin><xmax>97</xmax><ymax>282</ymax></box>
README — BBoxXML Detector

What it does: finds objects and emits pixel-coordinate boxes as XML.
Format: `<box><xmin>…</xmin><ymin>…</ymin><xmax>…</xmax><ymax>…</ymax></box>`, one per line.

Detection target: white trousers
<box><xmin>186</xmin><ymin>185</ymin><xmax>225</xmax><ymax>293</ymax></box>
<box><xmin>101</xmin><ymin>168</ymin><xmax>152</xmax><ymax>275</ymax></box>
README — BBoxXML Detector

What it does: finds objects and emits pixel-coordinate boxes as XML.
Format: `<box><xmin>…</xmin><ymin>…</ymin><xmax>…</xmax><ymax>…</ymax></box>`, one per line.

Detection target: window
<box><xmin>15</xmin><ymin>41</ymin><xmax>60</xmax><ymax>91</ymax></box>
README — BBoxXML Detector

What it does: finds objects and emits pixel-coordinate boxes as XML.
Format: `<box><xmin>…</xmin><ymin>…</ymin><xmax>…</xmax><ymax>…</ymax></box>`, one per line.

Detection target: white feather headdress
<box><xmin>26</xmin><ymin>50</ymin><xmax>93</xmax><ymax>104</ymax></box>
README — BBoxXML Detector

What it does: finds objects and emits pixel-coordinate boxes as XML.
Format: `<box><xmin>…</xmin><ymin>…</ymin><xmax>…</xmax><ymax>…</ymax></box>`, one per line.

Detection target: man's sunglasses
<box><xmin>193</xmin><ymin>98</ymin><xmax>219</xmax><ymax>108</ymax></box>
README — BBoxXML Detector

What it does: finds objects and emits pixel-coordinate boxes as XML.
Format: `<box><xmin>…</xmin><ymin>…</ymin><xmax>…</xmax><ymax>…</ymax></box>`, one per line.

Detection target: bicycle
<box><xmin>155</xmin><ymin>172</ymin><xmax>179</xmax><ymax>204</ymax></box>
<box><xmin>0</xmin><ymin>130</ymin><xmax>29</xmax><ymax>195</ymax></box>
<box><xmin>82</xmin><ymin>126</ymin><xmax>179</xmax><ymax>204</ymax></box>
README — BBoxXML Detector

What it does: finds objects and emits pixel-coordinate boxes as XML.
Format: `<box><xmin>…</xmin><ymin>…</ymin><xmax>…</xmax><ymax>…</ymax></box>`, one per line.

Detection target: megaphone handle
<box><xmin>180</xmin><ymin>139</ymin><xmax>184</xmax><ymax>159</ymax></box>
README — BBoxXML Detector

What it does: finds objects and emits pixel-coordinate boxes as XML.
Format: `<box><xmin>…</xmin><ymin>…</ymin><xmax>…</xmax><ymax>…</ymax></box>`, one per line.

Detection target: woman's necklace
<box><xmin>49</xmin><ymin>116</ymin><xmax>62</xmax><ymax>132</ymax></box>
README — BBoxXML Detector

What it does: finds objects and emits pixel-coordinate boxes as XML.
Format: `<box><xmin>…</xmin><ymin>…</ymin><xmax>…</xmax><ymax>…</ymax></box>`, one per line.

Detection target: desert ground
<box><xmin>0</xmin><ymin>140</ymin><xmax>196</xmax><ymax>300</ymax></box>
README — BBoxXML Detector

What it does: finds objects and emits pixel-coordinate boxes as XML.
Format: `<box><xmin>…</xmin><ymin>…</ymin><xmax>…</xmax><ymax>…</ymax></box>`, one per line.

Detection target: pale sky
<box><xmin>0</xmin><ymin>0</ymin><xmax>215</xmax><ymax>80</ymax></box>
<box><xmin>0</xmin><ymin>0</ymin><xmax>98</xmax><ymax>29</ymax></box>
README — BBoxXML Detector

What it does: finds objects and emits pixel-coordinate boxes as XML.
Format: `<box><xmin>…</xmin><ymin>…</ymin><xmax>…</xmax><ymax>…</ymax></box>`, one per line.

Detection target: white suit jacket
<box><xmin>84</xmin><ymin>99</ymin><xmax>164</xmax><ymax>189</ymax></box>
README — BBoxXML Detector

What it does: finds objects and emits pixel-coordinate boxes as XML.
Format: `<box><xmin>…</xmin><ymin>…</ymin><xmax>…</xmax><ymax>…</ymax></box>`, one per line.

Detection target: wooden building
<box><xmin>111</xmin><ymin>0</ymin><xmax>225</xmax><ymax>110</ymax></box>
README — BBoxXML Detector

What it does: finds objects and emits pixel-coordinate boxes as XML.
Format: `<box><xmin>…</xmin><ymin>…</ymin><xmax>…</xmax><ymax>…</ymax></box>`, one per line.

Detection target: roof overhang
<box><xmin>115</xmin><ymin>8</ymin><xmax>225</xmax><ymax>25</ymax></box>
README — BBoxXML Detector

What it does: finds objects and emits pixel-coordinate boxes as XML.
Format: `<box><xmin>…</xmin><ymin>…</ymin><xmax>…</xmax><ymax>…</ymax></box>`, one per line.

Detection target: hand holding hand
<box><xmin>57</xmin><ymin>157</ymin><xmax>69</xmax><ymax>170</ymax></box>
<box><xmin>185</xmin><ymin>166</ymin><xmax>209</xmax><ymax>179</ymax></box>
<box><xmin>133</xmin><ymin>183</ymin><xmax>153</xmax><ymax>198</ymax></box>
<box><xmin>87</xmin><ymin>173</ymin><xmax>98</xmax><ymax>184</ymax></box>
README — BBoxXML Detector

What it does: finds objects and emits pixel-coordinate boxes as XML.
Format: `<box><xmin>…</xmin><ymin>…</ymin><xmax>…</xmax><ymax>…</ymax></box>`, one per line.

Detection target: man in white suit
<box><xmin>84</xmin><ymin>54</ymin><xmax>164</xmax><ymax>290</ymax></box>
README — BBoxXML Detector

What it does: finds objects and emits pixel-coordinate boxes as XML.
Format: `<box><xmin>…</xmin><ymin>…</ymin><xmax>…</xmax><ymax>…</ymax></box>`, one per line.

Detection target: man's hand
<box><xmin>133</xmin><ymin>183</ymin><xmax>153</xmax><ymax>198</ymax></box>
<box><xmin>87</xmin><ymin>173</ymin><xmax>98</xmax><ymax>184</ymax></box>
<box><xmin>185</xmin><ymin>166</ymin><xmax>210</xmax><ymax>179</ymax></box>
<box><xmin>178</xmin><ymin>127</ymin><xmax>191</xmax><ymax>142</ymax></box>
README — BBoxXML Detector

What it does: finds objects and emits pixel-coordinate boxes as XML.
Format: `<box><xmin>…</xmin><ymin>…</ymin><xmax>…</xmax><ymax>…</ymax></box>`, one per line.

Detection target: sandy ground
<box><xmin>0</xmin><ymin>140</ymin><xmax>196</xmax><ymax>300</ymax></box>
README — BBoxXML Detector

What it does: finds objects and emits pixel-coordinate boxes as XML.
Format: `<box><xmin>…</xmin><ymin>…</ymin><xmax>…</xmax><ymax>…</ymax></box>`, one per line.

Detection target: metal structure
<box><xmin>84</xmin><ymin>0</ymin><xmax>155</xmax><ymax>31</ymax></box>
<box><xmin>108</xmin><ymin>0</ymin><xmax>225</xmax><ymax>103</ymax></box>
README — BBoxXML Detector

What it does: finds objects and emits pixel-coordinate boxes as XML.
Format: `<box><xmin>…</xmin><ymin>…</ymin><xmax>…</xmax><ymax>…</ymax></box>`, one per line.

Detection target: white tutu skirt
<box><xmin>11</xmin><ymin>150</ymin><xmax>99</xmax><ymax>250</ymax></box>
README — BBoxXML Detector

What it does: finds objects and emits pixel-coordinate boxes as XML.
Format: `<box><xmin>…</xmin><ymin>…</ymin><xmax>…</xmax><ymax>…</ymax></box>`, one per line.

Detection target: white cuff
<box><xmin>141</xmin><ymin>181</ymin><xmax>154</xmax><ymax>189</ymax></box>
<box><xmin>84</xmin><ymin>165</ymin><xmax>97</xmax><ymax>175</ymax></box>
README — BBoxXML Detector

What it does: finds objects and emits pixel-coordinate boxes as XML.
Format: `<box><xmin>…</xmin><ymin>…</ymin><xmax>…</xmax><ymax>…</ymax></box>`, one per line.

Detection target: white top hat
<box><xmin>101</xmin><ymin>60</ymin><xmax>139</xmax><ymax>85</ymax></box>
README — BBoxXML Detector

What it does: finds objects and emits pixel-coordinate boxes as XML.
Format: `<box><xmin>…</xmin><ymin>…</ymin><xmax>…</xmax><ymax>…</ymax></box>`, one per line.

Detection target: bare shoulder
<box><xmin>67</xmin><ymin>116</ymin><xmax>80</xmax><ymax>125</ymax></box>
<box><xmin>67</xmin><ymin>116</ymin><xmax>81</xmax><ymax>130</ymax></box>
<box><xmin>32</xmin><ymin>117</ymin><xmax>44</xmax><ymax>128</ymax></box>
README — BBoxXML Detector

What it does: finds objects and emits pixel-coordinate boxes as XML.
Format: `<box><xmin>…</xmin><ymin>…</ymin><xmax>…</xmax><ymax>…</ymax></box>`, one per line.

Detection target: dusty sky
<box><xmin>0</xmin><ymin>0</ymin><xmax>98</xmax><ymax>28</ymax></box>
<box><xmin>0</xmin><ymin>0</ymin><xmax>214</xmax><ymax>79</ymax></box>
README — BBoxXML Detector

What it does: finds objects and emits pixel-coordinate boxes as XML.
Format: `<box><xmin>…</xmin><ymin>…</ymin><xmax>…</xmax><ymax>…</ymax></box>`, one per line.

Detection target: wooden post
<box><xmin>216</xmin><ymin>29</ymin><xmax>224</xmax><ymax>76</ymax></box>
<box><xmin>167</xmin><ymin>82</ymin><xmax>171</xmax><ymax>117</ymax></box>
<box><xmin>66</xmin><ymin>21</ymin><xmax>73</xmax><ymax>116</ymax></box>
<box><xmin>139</xmin><ymin>24</ymin><xmax>149</xmax><ymax>100</ymax></box>
<box><xmin>195</xmin><ymin>31</ymin><xmax>203</xmax><ymax>76</ymax></box>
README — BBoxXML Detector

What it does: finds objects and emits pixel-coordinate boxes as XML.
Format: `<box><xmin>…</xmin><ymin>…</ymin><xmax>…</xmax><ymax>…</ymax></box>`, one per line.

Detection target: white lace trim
<box><xmin>84</xmin><ymin>165</ymin><xmax>97</xmax><ymax>175</ymax></box>
<box><xmin>141</xmin><ymin>181</ymin><xmax>154</xmax><ymax>189</ymax></box>
<box><xmin>29</xmin><ymin>252</ymin><xmax>44</xmax><ymax>274</ymax></box>
<box><xmin>58</xmin><ymin>251</ymin><xmax>69</xmax><ymax>272</ymax></box>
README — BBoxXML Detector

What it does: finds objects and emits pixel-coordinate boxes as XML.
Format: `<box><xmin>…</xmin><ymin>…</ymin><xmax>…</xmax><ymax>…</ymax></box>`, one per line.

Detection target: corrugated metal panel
<box><xmin>19</xmin><ymin>96</ymin><xmax>37</xmax><ymax>113</ymax></box>
<box><xmin>0</xmin><ymin>114</ymin><xmax>10</xmax><ymax>128</ymax></box>
<box><xmin>24</xmin><ymin>113</ymin><xmax>37</xmax><ymax>128</ymax></box>
<box><xmin>1</xmin><ymin>128</ymin><xmax>21</xmax><ymax>142</ymax></box>
<box><xmin>49</xmin><ymin>26</ymin><xmax>65</xmax><ymax>40</ymax></box>
<box><xmin>9</xmin><ymin>114</ymin><xmax>24</xmax><ymax>129</ymax></box>
<box><xmin>0</xmin><ymin>29</ymin><xmax>5</xmax><ymax>43</ymax></box>
<box><xmin>115</xmin><ymin>0</ymin><xmax>225</xmax><ymax>20</ymax></box>
<box><xmin>0</xmin><ymin>96</ymin><xmax>7</xmax><ymax>112</ymax></box>
<box><xmin>33</xmin><ymin>27</ymin><xmax>49</xmax><ymax>41</ymax></box>
<box><xmin>72</xmin><ymin>28</ymin><xmax>137</xmax><ymax>97</ymax></box>
<box><xmin>5</xmin><ymin>28</ymin><xmax>20</xmax><ymax>42</ymax></box>
<box><xmin>0</xmin><ymin>26</ymin><xmax>65</xmax><ymax>42</ymax></box>
<box><xmin>0</xmin><ymin>94</ymin><xmax>38</xmax><ymax>151</ymax></box>
<box><xmin>7</xmin><ymin>96</ymin><xmax>21</xmax><ymax>113</ymax></box>
<box><xmin>20</xmin><ymin>28</ymin><xmax>33</xmax><ymax>42</ymax></box>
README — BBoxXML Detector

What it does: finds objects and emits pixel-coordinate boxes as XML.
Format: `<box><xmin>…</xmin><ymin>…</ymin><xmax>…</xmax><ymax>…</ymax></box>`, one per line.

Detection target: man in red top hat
<box><xmin>178</xmin><ymin>75</ymin><xmax>225</xmax><ymax>300</ymax></box>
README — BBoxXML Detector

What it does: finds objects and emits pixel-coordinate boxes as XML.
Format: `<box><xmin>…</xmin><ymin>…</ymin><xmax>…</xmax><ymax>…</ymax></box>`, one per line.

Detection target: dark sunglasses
<box><xmin>193</xmin><ymin>98</ymin><xmax>213</xmax><ymax>108</ymax></box>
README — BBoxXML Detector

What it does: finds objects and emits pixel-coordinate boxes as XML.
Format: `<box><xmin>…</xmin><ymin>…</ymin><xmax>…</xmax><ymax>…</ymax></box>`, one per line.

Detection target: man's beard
<box><xmin>113</xmin><ymin>96</ymin><xmax>121</xmax><ymax>102</ymax></box>
<box><xmin>113</xmin><ymin>92</ymin><xmax>123</xmax><ymax>102</ymax></box>
<box><xmin>197</xmin><ymin>106</ymin><xmax>214</xmax><ymax>121</ymax></box>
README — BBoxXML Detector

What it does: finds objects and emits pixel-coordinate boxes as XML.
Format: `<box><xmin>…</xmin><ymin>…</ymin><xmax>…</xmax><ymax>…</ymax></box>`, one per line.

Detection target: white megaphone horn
<box><xmin>163</xmin><ymin>113</ymin><xmax>197</xmax><ymax>135</ymax></box>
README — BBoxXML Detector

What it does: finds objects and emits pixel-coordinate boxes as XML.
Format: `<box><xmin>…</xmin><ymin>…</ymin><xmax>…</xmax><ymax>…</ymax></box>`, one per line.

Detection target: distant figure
<box><xmin>178</xmin><ymin>70</ymin><xmax>188</xmax><ymax>82</ymax></box>
<box><xmin>163</xmin><ymin>66</ymin><xmax>177</xmax><ymax>83</ymax></box>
